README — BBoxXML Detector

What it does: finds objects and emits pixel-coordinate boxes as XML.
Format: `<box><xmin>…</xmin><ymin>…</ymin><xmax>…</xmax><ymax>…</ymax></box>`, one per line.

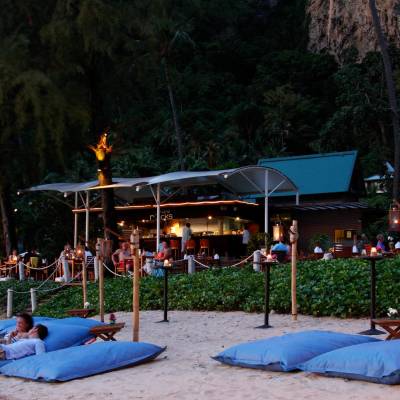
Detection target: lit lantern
<box><xmin>273</xmin><ymin>223</ymin><xmax>284</xmax><ymax>241</ymax></box>
<box><xmin>388</xmin><ymin>201</ymin><xmax>400</xmax><ymax>232</ymax></box>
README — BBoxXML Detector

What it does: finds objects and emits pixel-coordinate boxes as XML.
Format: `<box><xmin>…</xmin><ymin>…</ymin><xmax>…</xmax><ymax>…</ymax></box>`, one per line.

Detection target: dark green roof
<box><xmin>258</xmin><ymin>151</ymin><xmax>358</xmax><ymax>196</ymax></box>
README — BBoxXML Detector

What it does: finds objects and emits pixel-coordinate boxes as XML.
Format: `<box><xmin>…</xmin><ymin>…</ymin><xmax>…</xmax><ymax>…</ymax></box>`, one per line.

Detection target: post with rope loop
<box><xmin>290</xmin><ymin>220</ymin><xmax>299</xmax><ymax>321</ymax></box>
<box><xmin>63</xmin><ymin>259</ymin><xmax>71</xmax><ymax>283</ymax></box>
<box><xmin>253</xmin><ymin>250</ymin><xmax>261</xmax><ymax>272</ymax></box>
<box><xmin>131</xmin><ymin>228</ymin><xmax>140</xmax><ymax>342</ymax></box>
<box><xmin>188</xmin><ymin>255</ymin><xmax>195</xmax><ymax>274</ymax></box>
<box><xmin>18</xmin><ymin>261</ymin><xmax>25</xmax><ymax>281</ymax></box>
<box><xmin>30</xmin><ymin>288</ymin><xmax>37</xmax><ymax>313</ymax></box>
<box><xmin>7</xmin><ymin>289</ymin><xmax>13</xmax><ymax>318</ymax></box>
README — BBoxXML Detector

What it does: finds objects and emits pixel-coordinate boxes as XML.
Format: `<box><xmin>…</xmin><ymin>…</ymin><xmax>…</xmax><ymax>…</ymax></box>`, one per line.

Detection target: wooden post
<box><xmin>82</xmin><ymin>260</ymin><xmax>87</xmax><ymax>307</ymax></box>
<box><xmin>133</xmin><ymin>251</ymin><xmax>140</xmax><ymax>342</ymax></box>
<box><xmin>290</xmin><ymin>220</ymin><xmax>298</xmax><ymax>321</ymax></box>
<box><xmin>99</xmin><ymin>257</ymin><xmax>104</xmax><ymax>322</ymax></box>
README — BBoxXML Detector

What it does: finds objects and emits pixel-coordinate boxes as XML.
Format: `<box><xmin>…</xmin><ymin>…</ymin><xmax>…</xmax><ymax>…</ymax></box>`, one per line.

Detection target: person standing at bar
<box><xmin>181</xmin><ymin>222</ymin><xmax>192</xmax><ymax>253</ymax></box>
<box><xmin>242</xmin><ymin>224</ymin><xmax>250</xmax><ymax>256</ymax></box>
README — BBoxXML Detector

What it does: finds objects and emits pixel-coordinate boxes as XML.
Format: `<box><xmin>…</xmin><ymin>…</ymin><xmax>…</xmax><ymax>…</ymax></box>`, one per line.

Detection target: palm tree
<box><xmin>368</xmin><ymin>0</ymin><xmax>400</xmax><ymax>200</ymax></box>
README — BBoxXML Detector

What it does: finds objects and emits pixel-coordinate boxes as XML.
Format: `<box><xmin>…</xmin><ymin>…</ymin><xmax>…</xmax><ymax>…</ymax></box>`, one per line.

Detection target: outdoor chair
<box><xmin>169</xmin><ymin>239</ymin><xmax>180</xmax><ymax>259</ymax></box>
<box><xmin>185</xmin><ymin>239</ymin><xmax>196</xmax><ymax>255</ymax></box>
<box><xmin>200</xmin><ymin>239</ymin><xmax>210</xmax><ymax>256</ymax></box>
<box><xmin>333</xmin><ymin>244</ymin><xmax>352</xmax><ymax>258</ymax></box>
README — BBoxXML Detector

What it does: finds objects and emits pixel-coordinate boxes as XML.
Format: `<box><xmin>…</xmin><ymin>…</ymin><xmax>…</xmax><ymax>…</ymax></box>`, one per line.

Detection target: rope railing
<box><xmin>20</xmin><ymin>257</ymin><xmax>62</xmax><ymax>271</ymax></box>
<box><xmin>193</xmin><ymin>251</ymin><xmax>255</xmax><ymax>270</ymax></box>
<box><xmin>102</xmin><ymin>262</ymin><xmax>131</xmax><ymax>279</ymax></box>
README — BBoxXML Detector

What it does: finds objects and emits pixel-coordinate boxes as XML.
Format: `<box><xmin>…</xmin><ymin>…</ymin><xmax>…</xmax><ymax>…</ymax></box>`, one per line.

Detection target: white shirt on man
<box><xmin>1</xmin><ymin>338</ymin><xmax>46</xmax><ymax>360</ymax></box>
<box><xmin>242</xmin><ymin>229</ymin><xmax>250</xmax><ymax>245</ymax></box>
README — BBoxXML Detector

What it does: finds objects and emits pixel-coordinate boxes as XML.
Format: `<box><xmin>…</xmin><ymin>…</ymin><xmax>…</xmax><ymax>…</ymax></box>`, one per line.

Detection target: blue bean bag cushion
<box><xmin>213</xmin><ymin>330</ymin><xmax>380</xmax><ymax>372</ymax></box>
<box><xmin>299</xmin><ymin>340</ymin><xmax>400</xmax><ymax>384</ymax></box>
<box><xmin>49</xmin><ymin>317</ymin><xmax>105</xmax><ymax>328</ymax></box>
<box><xmin>0</xmin><ymin>341</ymin><xmax>166</xmax><ymax>382</ymax></box>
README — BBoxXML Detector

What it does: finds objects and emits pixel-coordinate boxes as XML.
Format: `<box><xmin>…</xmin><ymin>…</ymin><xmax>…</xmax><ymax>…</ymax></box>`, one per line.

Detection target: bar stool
<box><xmin>200</xmin><ymin>239</ymin><xmax>210</xmax><ymax>256</ymax></box>
<box><xmin>185</xmin><ymin>239</ymin><xmax>196</xmax><ymax>255</ymax></box>
<box><xmin>170</xmin><ymin>239</ymin><xmax>180</xmax><ymax>259</ymax></box>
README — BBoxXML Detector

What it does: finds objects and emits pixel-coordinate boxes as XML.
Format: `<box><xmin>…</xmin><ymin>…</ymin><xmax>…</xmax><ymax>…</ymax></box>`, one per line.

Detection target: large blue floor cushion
<box><xmin>213</xmin><ymin>330</ymin><xmax>380</xmax><ymax>372</ymax></box>
<box><xmin>0</xmin><ymin>341</ymin><xmax>166</xmax><ymax>382</ymax></box>
<box><xmin>299</xmin><ymin>340</ymin><xmax>400</xmax><ymax>385</ymax></box>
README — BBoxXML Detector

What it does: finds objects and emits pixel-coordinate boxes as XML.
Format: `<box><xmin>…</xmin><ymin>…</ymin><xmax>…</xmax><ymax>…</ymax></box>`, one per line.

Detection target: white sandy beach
<box><xmin>0</xmin><ymin>311</ymin><xmax>399</xmax><ymax>400</ymax></box>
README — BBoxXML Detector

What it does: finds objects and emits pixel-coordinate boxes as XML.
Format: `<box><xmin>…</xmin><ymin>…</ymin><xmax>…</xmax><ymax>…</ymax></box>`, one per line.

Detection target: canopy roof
<box><xmin>26</xmin><ymin>166</ymin><xmax>298</xmax><ymax>202</ymax></box>
<box><xmin>258</xmin><ymin>151</ymin><xmax>358</xmax><ymax>196</ymax></box>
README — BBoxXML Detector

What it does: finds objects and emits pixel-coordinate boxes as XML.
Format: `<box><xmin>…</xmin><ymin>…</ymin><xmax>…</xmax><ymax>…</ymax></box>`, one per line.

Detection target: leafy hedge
<box><xmin>30</xmin><ymin>258</ymin><xmax>400</xmax><ymax>319</ymax></box>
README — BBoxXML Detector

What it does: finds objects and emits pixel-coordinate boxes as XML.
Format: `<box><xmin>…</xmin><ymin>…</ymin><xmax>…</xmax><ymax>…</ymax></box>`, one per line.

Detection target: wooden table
<box><xmin>255</xmin><ymin>260</ymin><xmax>279</xmax><ymax>329</ymax></box>
<box><xmin>89</xmin><ymin>322</ymin><xmax>125</xmax><ymax>341</ymax></box>
<box><xmin>66</xmin><ymin>308</ymin><xmax>96</xmax><ymax>318</ymax></box>
<box><xmin>372</xmin><ymin>319</ymin><xmax>400</xmax><ymax>340</ymax></box>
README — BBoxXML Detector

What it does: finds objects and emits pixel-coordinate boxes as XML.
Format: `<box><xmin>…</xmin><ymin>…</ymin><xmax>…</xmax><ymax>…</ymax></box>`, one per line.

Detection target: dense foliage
<box><xmin>29</xmin><ymin>258</ymin><xmax>400</xmax><ymax>319</ymax></box>
<box><xmin>0</xmin><ymin>0</ymin><xmax>398</xmax><ymax>255</ymax></box>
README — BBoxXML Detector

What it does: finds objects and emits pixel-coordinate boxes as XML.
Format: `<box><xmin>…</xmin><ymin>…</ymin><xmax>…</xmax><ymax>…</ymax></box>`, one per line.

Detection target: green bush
<box><xmin>29</xmin><ymin>257</ymin><xmax>400</xmax><ymax>319</ymax></box>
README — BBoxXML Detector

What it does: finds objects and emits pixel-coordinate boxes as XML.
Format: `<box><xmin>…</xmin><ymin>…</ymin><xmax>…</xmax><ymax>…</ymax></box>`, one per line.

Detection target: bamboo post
<box><xmin>7</xmin><ymin>289</ymin><xmax>13</xmax><ymax>318</ymax></box>
<box><xmin>133</xmin><ymin>251</ymin><xmax>140</xmax><ymax>342</ymax></box>
<box><xmin>99</xmin><ymin>257</ymin><xmax>104</xmax><ymax>322</ymax></box>
<box><xmin>82</xmin><ymin>260</ymin><xmax>87</xmax><ymax>307</ymax></box>
<box><xmin>290</xmin><ymin>220</ymin><xmax>298</xmax><ymax>321</ymax></box>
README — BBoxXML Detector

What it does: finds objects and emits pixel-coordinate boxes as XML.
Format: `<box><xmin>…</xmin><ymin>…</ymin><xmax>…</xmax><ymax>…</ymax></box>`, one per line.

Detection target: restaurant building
<box><xmin>28</xmin><ymin>151</ymin><xmax>372</xmax><ymax>255</ymax></box>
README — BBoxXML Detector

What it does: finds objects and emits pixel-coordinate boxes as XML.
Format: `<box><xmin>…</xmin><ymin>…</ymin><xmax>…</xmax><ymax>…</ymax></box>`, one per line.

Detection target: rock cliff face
<box><xmin>307</xmin><ymin>0</ymin><xmax>400</xmax><ymax>62</ymax></box>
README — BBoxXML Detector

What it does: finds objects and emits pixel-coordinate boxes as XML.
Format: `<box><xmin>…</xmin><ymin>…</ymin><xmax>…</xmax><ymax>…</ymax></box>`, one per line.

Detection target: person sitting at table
<box><xmin>313</xmin><ymin>242</ymin><xmax>324</xmax><ymax>254</ymax></box>
<box><xmin>8</xmin><ymin>249</ymin><xmax>19</xmax><ymax>264</ymax></box>
<box><xmin>271</xmin><ymin>239</ymin><xmax>290</xmax><ymax>262</ymax></box>
<box><xmin>376</xmin><ymin>234</ymin><xmax>386</xmax><ymax>252</ymax></box>
<box><xmin>112</xmin><ymin>242</ymin><xmax>132</xmax><ymax>273</ymax></box>
<box><xmin>155</xmin><ymin>241</ymin><xmax>172</xmax><ymax>262</ymax></box>
<box><xmin>84</xmin><ymin>246</ymin><xmax>93</xmax><ymax>262</ymax></box>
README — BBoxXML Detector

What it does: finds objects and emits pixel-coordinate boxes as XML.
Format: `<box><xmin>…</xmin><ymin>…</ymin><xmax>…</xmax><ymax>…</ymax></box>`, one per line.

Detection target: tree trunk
<box><xmin>162</xmin><ymin>58</ymin><xmax>185</xmax><ymax>171</ymax></box>
<box><xmin>98</xmin><ymin>156</ymin><xmax>118</xmax><ymax>246</ymax></box>
<box><xmin>0</xmin><ymin>186</ymin><xmax>16</xmax><ymax>256</ymax></box>
<box><xmin>368</xmin><ymin>0</ymin><xmax>400</xmax><ymax>201</ymax></box>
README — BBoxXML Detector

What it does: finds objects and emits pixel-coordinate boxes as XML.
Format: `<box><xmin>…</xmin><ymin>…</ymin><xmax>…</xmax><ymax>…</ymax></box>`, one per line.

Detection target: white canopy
<box><xmin>26</xmin><ymin>166</ymin><xmax>299</xmax><ymax>251</ymax></box>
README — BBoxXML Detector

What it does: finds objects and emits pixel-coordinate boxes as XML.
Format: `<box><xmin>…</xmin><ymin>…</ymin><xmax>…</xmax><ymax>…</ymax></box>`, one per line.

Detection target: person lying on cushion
<box><xmin>0</xmin><ymin>312</ymin><xmax>34</xmax><ymax>344</ymax></box>
<box><xmin>0</xmin><ymin>324</ymin><xmax>48</xmax><ymax>360</ymax></box>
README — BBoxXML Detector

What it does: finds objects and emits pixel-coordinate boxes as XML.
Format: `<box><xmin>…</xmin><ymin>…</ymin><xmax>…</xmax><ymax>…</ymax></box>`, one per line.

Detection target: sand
<box><xmin>0</xmin><ymin>311</ymin><xmax>399</xmax><ymax>400</ymax></box>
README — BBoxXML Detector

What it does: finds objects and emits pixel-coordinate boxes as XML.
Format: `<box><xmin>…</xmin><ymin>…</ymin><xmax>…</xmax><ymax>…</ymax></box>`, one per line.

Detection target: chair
<box><xmin>170</xmin><ymin>239</ymin><xmax>180</xmax><ymax>259</ymax></box>
<box><xmin>333</xmin><ymin>244</ymin><xmax>352</xmax><ymax>258</ymax></box>
<box><xmin>85</xmin><ymin>256</ymin><xmax>95</xmax><ymax>281</ymax></box>
<box><xmin>200</xmin><ymin>239</ymin><xmax>210</xmax><ymax>256</ymax></box>
<box><xmin>185</xmin><ymin>239</ymin><xmax>196</xmax><ymax>255</ymax></box>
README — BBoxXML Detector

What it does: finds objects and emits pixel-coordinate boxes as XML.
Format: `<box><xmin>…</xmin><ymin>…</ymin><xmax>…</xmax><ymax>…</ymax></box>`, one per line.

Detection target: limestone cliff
<box><xmin>307</xmin><ymin>0</ymin><xmax>400</xmax><ymax>62</ymax></box>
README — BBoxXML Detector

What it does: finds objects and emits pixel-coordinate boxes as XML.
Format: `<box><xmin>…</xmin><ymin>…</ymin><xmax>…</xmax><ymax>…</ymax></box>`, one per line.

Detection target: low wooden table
<box><xmin>89</xmin><ymin>322</ymin><xmax>125</xmax><ymax>341</ymax></box>
<box><xmin>371</xmin><ymin>319</ymin><xmax>400</xmax><ymax>340</ymax></box>
<box><xmin>66</xmin><ymin>308</ymin><xmax>96</xmax><ymax>318</ymax></box>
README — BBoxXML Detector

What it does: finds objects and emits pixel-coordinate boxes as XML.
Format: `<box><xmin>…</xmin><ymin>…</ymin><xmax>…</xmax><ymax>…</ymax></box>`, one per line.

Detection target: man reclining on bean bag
<box><xmin>0</xmin><ymin>324</ymin><xmax>48</xmax><ymax>361</ymax></box>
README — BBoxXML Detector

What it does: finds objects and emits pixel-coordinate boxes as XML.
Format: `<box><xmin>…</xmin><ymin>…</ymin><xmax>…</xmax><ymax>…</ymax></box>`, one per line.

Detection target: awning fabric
<box><xmin>26</xmin><ymin>166</ymin><xmax>298</xmax><ymax>202</ymax></box>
